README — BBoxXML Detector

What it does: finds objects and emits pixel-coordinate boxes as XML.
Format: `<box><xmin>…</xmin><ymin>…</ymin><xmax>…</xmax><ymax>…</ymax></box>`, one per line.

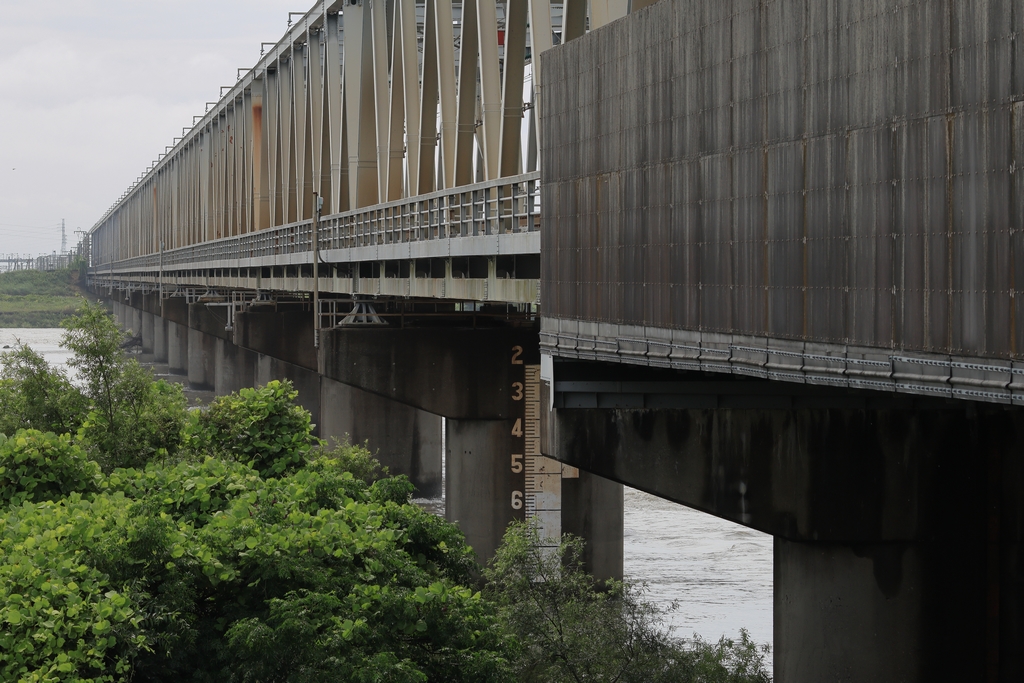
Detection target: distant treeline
<box><xmin>0</xmin><ymin>267</ymin><xmax>85</xmax><ymax>327</ymax></box>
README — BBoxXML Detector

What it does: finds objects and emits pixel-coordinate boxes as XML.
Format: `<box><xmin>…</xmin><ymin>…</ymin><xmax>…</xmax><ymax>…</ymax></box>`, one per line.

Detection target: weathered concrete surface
<box><xmin>321</xmin><ymin>377</ymin><xmax>443</xmax><ymax>497</ymax></box>
<box><xmin>214</xmin><ymin>338</ymin><xmax>258</xmax><ymax>396</ymax></box>
<box><xmin>235</xmin><ymin>310</ymin><xmax>317</xmax><ymax>371</ymax></box>
<box><xmin>189</xmin><ymin>303</ymin><xmax>232</xmax><ymax>342</ymax></box>
<box><xmin>561</xmin><ymin>470</ymin><xmax>624</xmax><ymax>583</ymax></box>
<box><xmin>128</xmin><ymin>306</ymin><xmax>142</xmax><ymax>337</ymax></box>
<box><xmin>551</xmin><ymin>400</ymin><xmax>1024</xmax><ymax>682</ymax></box>
<box><xmin>141</xmin><ymin>311</ymin><xmax>155</xmax><ymax>355</ymax></box>
<box><xmin>166</xmin><ymin>320</ymin><xmax>189</xmax><ymax>375</ymax></box>
<box><xmin>319</xmin><ymin>327</ymin><xmax>540</xmax><ymax>419</ymax></box>
<box><xmin>446</xmin><ymin>418</ymin><xmax>525</xmax><ymax>564</ymax></box>
<box><xmin>187</xmin><ymin>328</ymin><xmax>217</xmax><ymax>391</ymax></box>
<box><xmin>153</xmin><ymin>314</ymin><xmax>168</xmax><ymax>363</ymax></box>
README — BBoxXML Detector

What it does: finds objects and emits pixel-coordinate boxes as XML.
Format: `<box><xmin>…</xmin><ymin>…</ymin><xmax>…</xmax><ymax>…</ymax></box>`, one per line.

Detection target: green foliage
<box><xmin>0</xmin><ymin>430</ymin><xmax>103</xmax><ymax>507</ymax></box>
<box><xmin>0</xmin><ymin>494</ymin><xmax>147</xmax><ymax>683</ymax></box>
<box><xmin>317</xmin><ymin>437</ymin><xmax>386</xmax><ymax>484</ymax></box>
<box><xmin>86</xmin><ymin>446</ymin><xmax>509</xmax><ymax>682</ymax></box>
<box><xmin>369</xmin><ymin>475</ymin><xmax>416</xmax><ymax>506</ymax></box>
<box><xmin>0</xmin><ymin>343</ymin><xmax>88</xmax><ymax>435</ymax></box>
<box><xmin>185</xmin><ymin>380</ymin><xmax>317</xmax><ymax>477</ymax></box>
<box><xmin>0</xmin><ymin>269</ymin><xmax>84</xmax><ymax>327</ymax></box>
<box><xmin>0</xmin><ymin>269</ymin><xmax>78</xmax><ymax>297</ymax></box>
<box><xmin>62</xmin><ymin>302</ymin><xmax>187</xmax><ymax>470</ymax></box>
<box><xmin>486</xmin><ymin>523</ymin><xmax>771</xmax><ymax>683</ymax></box>
<box><xmin>105</xmin><ymin>457</ymin><xmax>263</xmax><ymax>527</ymax></box>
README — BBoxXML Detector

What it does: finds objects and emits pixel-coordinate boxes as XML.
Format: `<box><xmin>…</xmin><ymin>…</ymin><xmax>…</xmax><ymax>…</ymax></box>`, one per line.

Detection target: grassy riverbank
<box><xmin>0</xmin><ymin>268</ymin><xmax>86</xmax><ymax>327</ymax></box>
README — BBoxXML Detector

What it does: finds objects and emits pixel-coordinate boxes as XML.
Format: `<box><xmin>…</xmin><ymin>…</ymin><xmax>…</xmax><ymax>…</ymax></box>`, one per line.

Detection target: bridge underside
<box><xmin>540</xmin><ymin>357</ymin><xmax>1024</xmax><ymax>682</ymax></box>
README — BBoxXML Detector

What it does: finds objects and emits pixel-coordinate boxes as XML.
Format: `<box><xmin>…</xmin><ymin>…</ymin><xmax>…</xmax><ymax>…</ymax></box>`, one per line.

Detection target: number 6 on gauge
<box><xmin>511</xmin><ymin>490</ymin><xmax>523</xmax><ymax>510</ymax></box>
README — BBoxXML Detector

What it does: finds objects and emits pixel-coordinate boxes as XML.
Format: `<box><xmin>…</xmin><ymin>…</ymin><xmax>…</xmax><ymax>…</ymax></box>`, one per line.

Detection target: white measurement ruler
<box><xmin>523</xmin><ymin>364</ymin><xmax>560</xmax><ymax>547</ymax></box>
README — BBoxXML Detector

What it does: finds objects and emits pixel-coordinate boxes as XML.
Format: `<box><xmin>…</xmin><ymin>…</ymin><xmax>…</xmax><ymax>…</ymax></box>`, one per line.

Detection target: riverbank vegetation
<box><xmin>0</xmin><ymin>302</ymin><xmax>771</xmax><ymax>682</ymax></box>
<box><xmin>0</xmin><ymin>268</ymin><xmax>87</xmax><ymax>327</ymax></box>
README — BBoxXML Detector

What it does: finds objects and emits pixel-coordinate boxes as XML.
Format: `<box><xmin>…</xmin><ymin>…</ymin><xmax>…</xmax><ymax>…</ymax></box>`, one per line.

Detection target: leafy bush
<box><xmin>485</xmin><ymin>523</ymin><xmax>771</xmax><ymax>683</ymax></box>
<box><xmin>83</xmin><ymin>446</ymin><xmax>508</xmax><ymax>682</ymax></box>
<box><xmin>185</xmin><ymin>380</ymin><xmax>317</xmax><ymax>477</ymax></box>
<box><xmin>63</xmin><ymin>303</ymin><xmax>187</xmax><ymax>470</ymax></box>
<box><xmin>105</xmin><ymin>457</ymin><xmax>264</xmax><ymax>527</ymax></box>
<box><xmin>0</xmin><ymin>494</ymin><xmax>147</xmax><ymax>683</ymax></box>
<box><xmin>0</xmin><ymin>343</ymin><xmax>88</xmax><ymax>436</ymax></box>
<box><xmin>316</xmin><ymin>437</ymin><xmax>386</xmax><ymax>483</ymax></box>
<box><xmin>0</xmin><ymin>430</ymin><xmax>102</xmax><ymax>507</ymax></box>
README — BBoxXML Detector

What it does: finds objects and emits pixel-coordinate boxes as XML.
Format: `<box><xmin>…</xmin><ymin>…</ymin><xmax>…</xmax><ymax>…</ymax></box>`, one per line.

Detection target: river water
<box><xmin>1</xmin><ymin>327</ymin><xmax>774</xmax><ymax>647</ymax></box>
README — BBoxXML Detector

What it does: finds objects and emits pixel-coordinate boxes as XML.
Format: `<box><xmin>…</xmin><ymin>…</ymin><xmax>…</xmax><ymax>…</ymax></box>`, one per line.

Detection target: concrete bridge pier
<box><xmin>128</xmin><ymin>305</ymin><xmax>142</xmax><ymax>336</ymax></box>
<box><xmin>320</xmin><ymin>377</ymin><xmax>443</xmax><ymax>498</ymax></box>
<box><xmin>152</xmin><ymin>312</ymin><xmax>168</xmax><ymax>363</ymax></box>
<box><xmin>445</xmin><ymin>418</ymin><xmax>524</xmax><ymax>563</ymax></box>
<box><xmin>112</xmin><ymin>300</ymin><xmax>126</xmax><ymax>330</ymax></box>
<box><xmin>551</xmin><ymin>398</ymin><xmax>1024</xmax><ymax>682</ymax></box>
<box><xmin>187</xmin><ymin>328</ymin><xmax>217</xmax><ymax>391</ymax></box>
<box><xmin>254</xmin><ymin>355</ymin><xmax>321</xmax><ymax>434</ymax></box>
<box><xmin>166</xmin><ymin>321</ymin><xmax>188</xmax><ymax>375</ymax></box>
<box><xmin>320</xmin><ymin>328</ymin><xmax>624</xmax><ymax>575</ymax></box>
<box><xmin>140</xmin><ymin>310</ymin><xmax>155</xmax><ymax>358</ymax></box>
<box><xmin>214</xmin><ymin>338</ymin><xmax>257</xmax><ymax>396</ymax></box>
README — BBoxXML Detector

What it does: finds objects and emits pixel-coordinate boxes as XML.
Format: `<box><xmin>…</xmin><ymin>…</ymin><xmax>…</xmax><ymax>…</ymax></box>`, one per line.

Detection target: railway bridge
<box><xmin>89</xmin><ymin>1</ymin><xmax>1024</xmax><ymax>680</ymax></box>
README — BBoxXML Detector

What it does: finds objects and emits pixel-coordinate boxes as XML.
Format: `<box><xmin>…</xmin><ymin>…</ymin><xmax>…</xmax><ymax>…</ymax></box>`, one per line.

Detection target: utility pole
<box><xmin>61</xmin><ymin>219</ymin><xmax>67</xmax><ymax>255</ymax></box>
<box><xmin>312</xmin><ymin>192</ymin><xmax>323</xmax><ymax>349</ymax></box>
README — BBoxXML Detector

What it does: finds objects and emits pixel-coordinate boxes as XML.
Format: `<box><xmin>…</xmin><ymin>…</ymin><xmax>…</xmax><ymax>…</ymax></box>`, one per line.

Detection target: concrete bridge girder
<box><xmin>319</xmin><ymin>326</ymin><xmax>538</xmax><ymax>420</ymax></box>
<box><xmin>547</xmin><ymin>398</ymin><xmax>1024</xmax><ymax>682</ymax></box>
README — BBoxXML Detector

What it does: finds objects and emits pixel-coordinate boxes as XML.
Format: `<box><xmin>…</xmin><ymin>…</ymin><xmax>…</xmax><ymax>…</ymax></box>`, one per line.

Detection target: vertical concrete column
<box><xmin>141</xmin><ymin>311</ymin><xmax>155</xmax><ymax>355</ymax></box>
<box><xmin>153</xmin><ymin>314</ymin><xmax>168</xmax><ymax>363</ymax></box>
<box><xmin>167</xmin><ymin>320</ymin><xmax>189</xmax><ymax>375</ymax></box>
<box><xmin>113</xmin><ymin>301</ymin><xmax>125</xmax><ymax>329</ymax></box>
<box><xmin>187</xmin><ymin>328</ymin><xmax>217</xmax><ymax>391</ymax></box>
<box><xmin>446</xmin><ymin>418</ymin><xmax>523</xmax><ymax>564</ymax></box>
<box><xmin>562</xmin><ymin>471</ymin><xmax>624</xmax><ymax>582</ymax></box>
<box><xmin>774</xmin><ymin>539</ymin><xmax>951</xmax><ymax>682</ymax></box>
<box><xmin>214</xmin><ymin>338</ymin><xmax>257</xmax><ymax>396</ymax></box>
<box><xmin>129</xmin><ymin>306</ymin><xmax>143</xmax><ymax>336</ymax></box>
<box><xmin>320</xmin><ymin>377</ymin><xmax>443</xmax><ymax>497</ymax></box>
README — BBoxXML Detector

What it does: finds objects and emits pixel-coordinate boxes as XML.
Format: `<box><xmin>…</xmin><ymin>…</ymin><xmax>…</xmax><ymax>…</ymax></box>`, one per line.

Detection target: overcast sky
<box><xmin>0</xmin><ymin>0</ymin><xmax>297</xmax><ymax>256</ymax></box>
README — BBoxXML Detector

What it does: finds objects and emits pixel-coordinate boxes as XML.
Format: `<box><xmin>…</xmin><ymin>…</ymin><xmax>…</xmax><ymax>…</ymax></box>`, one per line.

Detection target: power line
<box><xmin>0</xmin><ymin>222</ymin><xmax>63</xmax><ymax>229</ymax></box>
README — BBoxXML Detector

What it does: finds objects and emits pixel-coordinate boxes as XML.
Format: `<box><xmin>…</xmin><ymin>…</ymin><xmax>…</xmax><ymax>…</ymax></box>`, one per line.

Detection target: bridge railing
<box><xmin>96</xmin><ymin>172</ymin><xmax>540</xmax><ymax>272</ymax></box>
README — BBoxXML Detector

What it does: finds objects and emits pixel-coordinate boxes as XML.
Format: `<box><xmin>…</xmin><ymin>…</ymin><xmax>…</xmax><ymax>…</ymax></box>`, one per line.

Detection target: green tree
<box><xmin>485</xmin><ymin>523</ymin><xmax>771</xmax><ymax>683</ymax></box>
<box><xmin>0</xmin><ymin>343</ymin><xmax>88</xmax><ymax>436</ymax></box>
<box><xmin>62</xmin><ymin>302</ymin><xmax>187</xmax><ymax>469</ymax></box>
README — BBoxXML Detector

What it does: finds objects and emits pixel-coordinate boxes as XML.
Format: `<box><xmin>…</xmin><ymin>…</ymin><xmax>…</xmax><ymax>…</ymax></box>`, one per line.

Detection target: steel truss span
<box><xmin>88</xmin><ymin>0</ymin><xmax>631</xmax><ymax>305</ymax></box>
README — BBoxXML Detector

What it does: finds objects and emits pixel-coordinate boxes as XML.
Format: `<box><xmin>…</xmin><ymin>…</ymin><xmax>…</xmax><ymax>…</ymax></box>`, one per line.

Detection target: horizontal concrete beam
<box><xmin>320</xmin><ymin>327</ymin><xmax>540</xmax><ymax>419</ymax></box>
